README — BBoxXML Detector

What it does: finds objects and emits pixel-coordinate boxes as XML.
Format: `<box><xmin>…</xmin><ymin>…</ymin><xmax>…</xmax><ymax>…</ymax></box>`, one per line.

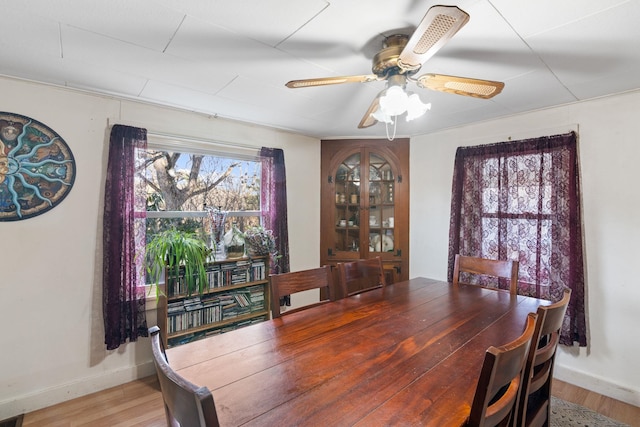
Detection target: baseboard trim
<box><xmin>0</xmin><ymin>362</ymin><xmax>156</xmax><ymax>421</ymax></box>
<box><xmin>554</xmin><ymin>363</ymin><xmax>640</xmax><ymax>407</ymax></box>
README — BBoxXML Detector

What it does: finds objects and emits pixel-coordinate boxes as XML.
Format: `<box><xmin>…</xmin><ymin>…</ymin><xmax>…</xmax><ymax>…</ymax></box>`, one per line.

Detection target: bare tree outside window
<box><xmin>135</xmin><ymin>148</ymin><xmax>262</xmax><ymax>244</ymax></box>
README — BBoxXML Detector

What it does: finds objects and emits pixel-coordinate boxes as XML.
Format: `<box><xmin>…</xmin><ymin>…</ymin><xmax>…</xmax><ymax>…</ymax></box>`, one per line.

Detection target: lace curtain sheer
<box><xmin>447</xmin><ymin>132</ymin><xmax>586</xmax><ymax>346</ymax></box>
<box><xmin>260</xmin><ymin>147</ymin><xmax>291</xmax><ymax>306</ymax></box>
<box><xmin>103</xmin><ymin>125</ymin><xmax>148</xmax><ymax>350</ymax></box>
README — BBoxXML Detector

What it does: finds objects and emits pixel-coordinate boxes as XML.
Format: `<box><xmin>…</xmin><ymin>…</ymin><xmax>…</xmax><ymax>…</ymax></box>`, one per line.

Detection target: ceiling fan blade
<box><xmin>398</xmin><ymin>5</ymin><xmax>470</xmax><ymax>71</ymax></box>
<box><xmin>286</xmin><ymin>74</ymin><xmax>379</xmax><ymax>88</ymax></box>
<box><xmin>416</xmin><ymin>74</ymin><xmax>505</xmax><ymax>99</ymax></box>
<box><xmin>358</xmin><ymin>94</ymin><xmax>383</xmax><ymax>128</ymax></box>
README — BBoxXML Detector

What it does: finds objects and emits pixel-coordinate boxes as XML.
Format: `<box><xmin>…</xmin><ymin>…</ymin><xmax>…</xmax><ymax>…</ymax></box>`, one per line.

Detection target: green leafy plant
<box><xmin>146</xmin><ymin>228</ymin><xmax>211</xmax><ymax>296</ymax></box>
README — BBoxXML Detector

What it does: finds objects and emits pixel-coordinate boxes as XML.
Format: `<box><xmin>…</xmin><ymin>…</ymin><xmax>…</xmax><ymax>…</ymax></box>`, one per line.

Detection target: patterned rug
<box><xmin>551</xmin><ymin>396</ymin><xmax>630</xmax><ymax>426</ymax></box>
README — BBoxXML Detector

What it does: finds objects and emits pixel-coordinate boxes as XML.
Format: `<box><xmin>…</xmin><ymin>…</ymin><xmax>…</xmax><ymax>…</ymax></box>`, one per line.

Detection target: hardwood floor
<box><xmin>22</xmin><ymin>376</ymin><xmax>165</xmax><ymax>427</ymax></box>
<box><xmin>552</xmin><ymin>379</ymin><xmax>639</xmax><ymax>426</ymax></box>
<box><xmin>19</xmin><ymin>376</ymin><xmax>639</xmax><ymax>426</ymax></box>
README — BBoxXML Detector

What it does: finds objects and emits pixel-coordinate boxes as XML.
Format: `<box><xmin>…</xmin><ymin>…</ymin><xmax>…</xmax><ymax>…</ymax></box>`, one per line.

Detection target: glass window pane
<box><xmin>135</xmin><ymin>146</ymin><xmax>262</xmax><ymax>286</ymax></box>
<box><xmin>137</xmin><ymin>149</ymin><xmax>260</xmax><ymax>213</ymax></box>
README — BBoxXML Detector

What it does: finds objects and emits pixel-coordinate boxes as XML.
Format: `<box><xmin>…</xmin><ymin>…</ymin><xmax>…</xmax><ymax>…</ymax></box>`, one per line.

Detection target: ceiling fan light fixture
<box><xmin>376</xmin><ymin>84</ymin><xmax>430</xmax><ymax>123</ymax></box>
<box><xmin>372</xmin><ymin>109</ymin><xmax>394</xmax><ymax>124</ymax></box>
<box><xmin>379</xmin><ymin>86</ymin><xmax>409</xmax><ymax>116</ymax></box>
<box><xmin>405</xmin><ymin>93</ymin><xmax>431</xmax><ymax>121</ymax></box>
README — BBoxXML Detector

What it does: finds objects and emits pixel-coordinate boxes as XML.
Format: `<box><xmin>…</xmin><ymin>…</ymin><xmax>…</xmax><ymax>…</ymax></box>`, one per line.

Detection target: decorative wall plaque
<box><xmin>0</xmin><ymin>112</ymin><xmax>76</xmax><ymax>221</ymax></box>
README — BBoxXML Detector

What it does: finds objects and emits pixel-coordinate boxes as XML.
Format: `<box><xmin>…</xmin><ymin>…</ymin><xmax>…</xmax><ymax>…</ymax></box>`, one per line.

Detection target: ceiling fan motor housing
<box><xmin>372</xmin><ymin>35</ymin><xmax>414</xmax><ymax>78</ymax></box>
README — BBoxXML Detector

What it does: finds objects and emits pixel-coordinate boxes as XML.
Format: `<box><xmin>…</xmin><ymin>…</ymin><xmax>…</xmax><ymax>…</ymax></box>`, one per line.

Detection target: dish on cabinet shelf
<box><xmin>370</xmin><ymin>234</ymin><xmax>394</xmax><ymax>252</ymax></box>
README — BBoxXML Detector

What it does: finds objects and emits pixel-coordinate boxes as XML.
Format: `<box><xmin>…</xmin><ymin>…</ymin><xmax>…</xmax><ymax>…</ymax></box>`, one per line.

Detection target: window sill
<box><xmin>144</xmin><ymin>284</ymin><xmax>161</xmax><ymax>311</ymax></box>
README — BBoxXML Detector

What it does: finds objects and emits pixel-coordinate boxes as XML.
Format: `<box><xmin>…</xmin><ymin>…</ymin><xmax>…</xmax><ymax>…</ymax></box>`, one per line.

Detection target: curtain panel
<box><xmin>103</xmin><ymin>125</ymin><xmax>148</xmax><ymax>350</ymax></box>
<box><xmin>447</xmin><ymin>132</ymin><xmax>586</xmax><ymax>346</ymax></box>
<box><xmin>260</xmin><ymin>147</ymin><xmax>291</xmax><ymax>306</ymax></box>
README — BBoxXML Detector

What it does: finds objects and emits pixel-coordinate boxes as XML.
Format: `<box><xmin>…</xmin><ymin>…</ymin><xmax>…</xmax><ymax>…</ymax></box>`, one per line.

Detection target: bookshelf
<box><xmin>156</xmin><ymin>255</ymin><xmax>270</xmax><ymax>348</ymax></box>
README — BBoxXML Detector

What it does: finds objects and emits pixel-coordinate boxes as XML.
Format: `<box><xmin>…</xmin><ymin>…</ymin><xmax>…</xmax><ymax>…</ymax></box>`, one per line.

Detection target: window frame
<box><xmin>136</xmin><ymin>136</ymin><xmax>264</xmax><ymax>292</ymax></box>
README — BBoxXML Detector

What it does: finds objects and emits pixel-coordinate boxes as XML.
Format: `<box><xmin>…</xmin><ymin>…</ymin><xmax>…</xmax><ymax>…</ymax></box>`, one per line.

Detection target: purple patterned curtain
<box><xmin>447</xmin><ymin>132</ymin><xmax>586</xmax><ymax>346</ymax></box>
<box><xmin>260</xmin><ymin>147</ymin><xmax>291</xmax><ymax>305</ymax></box>
<box><xmin>103</xmin><ymin>125</ymin><xmax>148</xmax><ymax>350</ymax></box>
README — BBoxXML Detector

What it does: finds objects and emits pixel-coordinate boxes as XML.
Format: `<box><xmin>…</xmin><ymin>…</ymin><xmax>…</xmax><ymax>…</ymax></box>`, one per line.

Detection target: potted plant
<box><xmin>146</xmin><ymin>228</ymin><xmax>211</xmax><ymax>296</ymax></box>
<box><xmin>243</xmin><ymin>226</ymin><xmax>278</xmax><ymax>258</ymax></box>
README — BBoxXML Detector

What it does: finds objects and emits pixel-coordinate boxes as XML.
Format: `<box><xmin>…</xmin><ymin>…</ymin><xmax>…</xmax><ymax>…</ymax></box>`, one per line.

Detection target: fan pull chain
<box><xmin>385</xmin><ymin>119</ymin><xmax>398</xmax><ymax>141</ymax></box>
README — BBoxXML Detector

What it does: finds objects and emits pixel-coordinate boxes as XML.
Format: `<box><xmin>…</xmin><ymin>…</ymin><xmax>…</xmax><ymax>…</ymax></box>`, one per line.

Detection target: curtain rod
<box><xmin>107</xmin><ymin>118</ymin><xmax>261</xmax><ymax>152</ymax></box>
<box><xmin>147</xmin><ymin>130</ymin><xmax>260</xmax><ymax>152</ymax></box>
<box><xmin>464</xmin><ymin>123</ymin><xmax>580</xmax><ymax>146</ymax></box>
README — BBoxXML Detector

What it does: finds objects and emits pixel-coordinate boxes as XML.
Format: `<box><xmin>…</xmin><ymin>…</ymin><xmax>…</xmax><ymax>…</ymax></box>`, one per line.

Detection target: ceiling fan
<box><xmin>285</xmin><ymin>5</ymin><xmax>505</xmax><ymax>129</ymax></box>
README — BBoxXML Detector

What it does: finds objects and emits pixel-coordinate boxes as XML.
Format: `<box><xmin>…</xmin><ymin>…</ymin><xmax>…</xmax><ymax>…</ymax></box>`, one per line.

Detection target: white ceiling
<box><xmin>2</xmin><ymin>0</ymin><xmax>639</xmax><ymax>139</ymax></box>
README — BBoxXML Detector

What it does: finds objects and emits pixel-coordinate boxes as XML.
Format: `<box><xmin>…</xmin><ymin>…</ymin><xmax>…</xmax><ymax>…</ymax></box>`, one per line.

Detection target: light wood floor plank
<box><xmin>22</xmin><ymin>376</ymin><xmax>164</xmax><ymax>427</ymax></box>
<box><xmin>552</xmin><ymin>379</ymin><xmax>639</xmax><ymax>426</ymax></box>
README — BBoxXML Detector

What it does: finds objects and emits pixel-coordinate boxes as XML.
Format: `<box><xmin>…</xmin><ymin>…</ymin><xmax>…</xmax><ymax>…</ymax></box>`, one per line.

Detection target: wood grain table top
<box><xmin>166</xmin><ymin>277</ymin><xmax>549</xmax><ymax>426</ymax></box>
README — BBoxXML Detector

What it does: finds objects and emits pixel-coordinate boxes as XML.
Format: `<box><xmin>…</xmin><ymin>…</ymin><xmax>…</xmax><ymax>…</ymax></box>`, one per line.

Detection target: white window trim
<box><xmin>140</xmin><ymin>136</ymin><xmax>264</xmax><ymax>297</ymax></box>
<box><xmin>146</xmin><ymin>210</ymin><xmax>261</xmax><ymax>219</ymax></box>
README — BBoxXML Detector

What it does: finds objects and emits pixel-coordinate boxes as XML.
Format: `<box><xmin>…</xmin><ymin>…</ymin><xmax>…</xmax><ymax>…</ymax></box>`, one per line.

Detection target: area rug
<box><xmin>551</xmin><ymin>396</ymin><xmax>630</xmax><ymax>426</ymax></box>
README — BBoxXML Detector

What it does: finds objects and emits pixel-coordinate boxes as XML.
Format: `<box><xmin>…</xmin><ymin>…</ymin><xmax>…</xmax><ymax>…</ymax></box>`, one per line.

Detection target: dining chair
<box><xmin>516</xmin><ymin>289</ymin><xmax>572</xmax><ymax>427</ymax></box>
<box><xmin>269</xmin><ymin>265</ymin><xmax>335</xmax><ymax>318</ymax></box>
<box><xmin>453</xmin><ymin>254</ymin><xmax>519</xmax><ymax>295</ymax></box>
<box><xmin>149</xmin><ymin>326</ymin><xmax>220</xmax><ymax>427</ymax></box>
<box><xmin>467</xmin><ymin>312</ymin><xmax>537</xmax><ymax>427</ymax></box>
<box><xmin>337</xmin><ymin>256</ymin><xmax>387</xmax><ymax>298</ymax></box>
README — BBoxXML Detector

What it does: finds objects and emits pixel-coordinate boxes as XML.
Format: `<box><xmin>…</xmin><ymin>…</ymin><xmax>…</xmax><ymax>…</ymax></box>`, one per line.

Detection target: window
<box><xmin>103</xmin><ymin>126</ymin><xmax>289</xmax><ymax>348</ymax></box>
<box><xmin>475</xmin><ymin>152</ymin><xmax>554</xmax><ymax>290</ymax></box>
<box><xmin>134</xmin><ymin>140</ymin><xmax>263</xmax><ymax>284</ymax></box>
<box><xmin>447</xmin><ymin>132</ymin><xmax>586</xmax><ymax>346</ymax></box>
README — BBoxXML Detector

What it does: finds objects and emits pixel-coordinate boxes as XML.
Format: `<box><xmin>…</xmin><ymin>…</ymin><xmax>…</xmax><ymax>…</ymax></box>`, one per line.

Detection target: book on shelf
<box><xmin>168</xmin><ymin>257</ymin><xmax>268</xmax><ymax>295</ymax></box>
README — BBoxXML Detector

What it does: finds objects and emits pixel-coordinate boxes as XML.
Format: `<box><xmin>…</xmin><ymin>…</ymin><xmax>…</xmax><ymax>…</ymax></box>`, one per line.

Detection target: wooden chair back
<box><xmin>337</xmin><ymin>257</ymin><xmax>386</xmax><ymax>298</ymax></box>
<box><xmin>468</xmin><ymin>313</ymin><xmax>537</xmax><ymax>427</ymax></box>
<box><xmin>517</xmin><ymin>289</ymin><xmax>571</xmax><ymax>427</ymax></box>
<box><xmin>269</xmin><ymin>265</ymin><xmax>335</xmax><ymax>318</ymax></box>
<box><xmin>453</xmin><ymin>254</ymin><xmax>519</xmax><ymax>295</ymax></box>
<box><xmin>149</xmin><ymin>326</ymin><xmax>220</xmax><ymax>427</ymax></box>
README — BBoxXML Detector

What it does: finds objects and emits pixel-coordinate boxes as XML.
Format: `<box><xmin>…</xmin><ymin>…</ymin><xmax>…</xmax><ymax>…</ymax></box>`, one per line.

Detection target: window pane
<box><xmin>481</xmin><ymin>154</ymin><xmax>554</xmax><ymax>215</ymax></box>
<box><xmin>136</xmin><ymin>146</ymin><xmax>263</xmax><ymax>285</ymax></box>
<box><xmin>137</xmin><ymin>149</ymin><xmax>260</xmax><ymax>213</ymax></box>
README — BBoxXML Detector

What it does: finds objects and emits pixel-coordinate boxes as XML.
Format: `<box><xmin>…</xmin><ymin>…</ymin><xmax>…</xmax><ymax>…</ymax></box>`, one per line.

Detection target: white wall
<box><xmin>409</xmin><ymin>90</ymin><xmax>640</xmax><ymax>406</ymax></box>
<box><xmin>0</xmin><ymin>76</ymin><xmax>320</xmax><ymax>419</ymax></box>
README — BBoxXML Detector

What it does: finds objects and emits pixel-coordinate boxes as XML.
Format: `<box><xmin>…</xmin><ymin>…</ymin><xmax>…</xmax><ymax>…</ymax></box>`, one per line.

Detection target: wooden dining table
<box><xmin>166</xmin><ymin>277</ymin><xmax>549</xmax><ymax>426</ymax></box>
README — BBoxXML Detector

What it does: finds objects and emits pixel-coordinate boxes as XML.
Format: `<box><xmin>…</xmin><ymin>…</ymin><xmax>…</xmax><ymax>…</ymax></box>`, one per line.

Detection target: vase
<box><xmin>224</xmin><ymin>223</ymin><xmax>245</xmax><ymax>259</ymax></box>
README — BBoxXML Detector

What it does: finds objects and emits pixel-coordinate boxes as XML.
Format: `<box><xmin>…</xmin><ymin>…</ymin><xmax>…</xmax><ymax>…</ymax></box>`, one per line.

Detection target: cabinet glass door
<box><xmin>368</xmin><ymin>152</ymin><xmax>395</xmax><ymax>254</ymax></box>
<box><xmin>334</xmin><ymin>153</ymin><xmax>361</xmax><ymax>252</ymax></box>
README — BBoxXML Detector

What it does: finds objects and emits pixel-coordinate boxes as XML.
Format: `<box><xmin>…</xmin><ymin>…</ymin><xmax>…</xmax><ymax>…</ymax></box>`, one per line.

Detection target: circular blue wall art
<box><xmin>0</xmin><ymin>112</ymin><xmax>76</xmax><ymax>221</ymax></box>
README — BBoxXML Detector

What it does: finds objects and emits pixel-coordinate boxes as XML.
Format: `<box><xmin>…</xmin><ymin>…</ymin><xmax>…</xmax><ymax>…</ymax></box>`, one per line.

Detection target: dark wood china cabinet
<box><xmin>321</xmin><ymin>138</ymin><xmax>409</xmax><ymax>298</ymax></box>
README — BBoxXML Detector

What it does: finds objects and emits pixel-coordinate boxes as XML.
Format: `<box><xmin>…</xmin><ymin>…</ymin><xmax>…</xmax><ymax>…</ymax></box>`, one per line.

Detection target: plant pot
<box><xmin>226</xmin><ymin>244</ymin><xmax>245</xmax><ymax>259</ymax></box>
<box><xmin>246</xmin><ymin>247</ymin><xmax>267</xmax><ymax>257</ymax></box>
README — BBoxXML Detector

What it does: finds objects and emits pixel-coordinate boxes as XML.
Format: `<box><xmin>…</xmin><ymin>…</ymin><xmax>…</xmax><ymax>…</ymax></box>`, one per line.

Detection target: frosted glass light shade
<box><xmin>405</xmin><ymin>94</ymin><xmax>431</xmax><ymax>121</ymax></box>
<box><xmin>372</xmin><ymin>109</ymin><xmax>394</xmax><ymax>124</ymax></box>
<box><xmin>379</xmin><ymin>86</ymin><xmax>408</xmax><ymax>116</ymax></box>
